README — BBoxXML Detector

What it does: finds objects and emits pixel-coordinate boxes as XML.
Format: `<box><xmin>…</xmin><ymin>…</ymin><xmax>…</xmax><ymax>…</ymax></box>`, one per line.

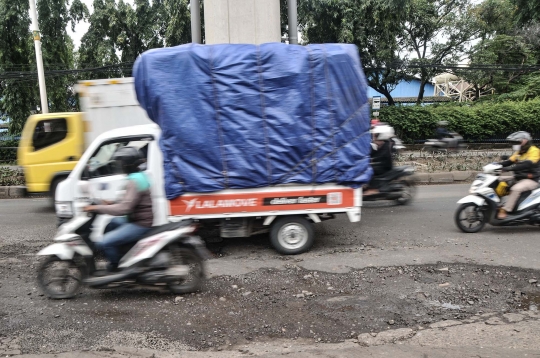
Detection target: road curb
<box><xmin>415</xmin><ymin>171</ymin><xmax>478</xmax><ymax>184</ymax></box>
<box><xmin>0</xmin><ymin>186</ymin><xmax>27</xmax><ymax>199</ymax></box>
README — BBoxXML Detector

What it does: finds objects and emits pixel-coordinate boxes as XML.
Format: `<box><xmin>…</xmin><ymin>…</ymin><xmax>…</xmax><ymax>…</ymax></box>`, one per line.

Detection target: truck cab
<box><xmin>18</xmin><ymin>78</ymin><xmax>152</xmax><ymax>202</ymax></box>
<box><xmin>18</xmin><ymin>112</ymin><xmax>84</xmax><ymax>198</ymax></box>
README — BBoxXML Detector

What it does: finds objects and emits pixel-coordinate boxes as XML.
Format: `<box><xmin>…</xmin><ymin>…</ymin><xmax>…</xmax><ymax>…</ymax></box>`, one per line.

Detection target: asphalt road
<box><xmin>2</xmin><ymin>186</ymin><xmax>540</xmax><ymax>356</ymax></box>
<box><xmin>203</xmin><ymin>184</ymin><xmax>540</xmax><ymax>276</ymax></box>
<box><xmin>1</xmin><ymin>184</ymin><xmax>540</xmax><ymax>275</ymax></box>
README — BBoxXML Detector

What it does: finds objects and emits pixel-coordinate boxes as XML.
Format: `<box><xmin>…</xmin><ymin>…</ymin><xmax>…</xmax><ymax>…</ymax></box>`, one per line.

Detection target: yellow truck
<box><xmin>18</xmin><ymin>78</ymin><xmax>151</xmax><ymax>202</ymax></box>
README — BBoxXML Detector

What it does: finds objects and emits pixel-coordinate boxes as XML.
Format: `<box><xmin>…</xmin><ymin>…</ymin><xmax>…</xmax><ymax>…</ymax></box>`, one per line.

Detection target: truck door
<box><xmin>76</xmin><ymin>135</ymin><xmax>154</xmax><ymax>238</ymax></box>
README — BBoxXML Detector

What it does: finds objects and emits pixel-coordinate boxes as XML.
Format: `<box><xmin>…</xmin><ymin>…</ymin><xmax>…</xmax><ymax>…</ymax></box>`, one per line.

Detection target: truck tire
<box><xmin>270</xmin><ymin>216</ymin><xmax>314</xmax><ymax>255</ymax></box>
<box><xmin>50</xmin><ymin>176</ymin><xmax>67</xmax><ymax>206</ymax></box>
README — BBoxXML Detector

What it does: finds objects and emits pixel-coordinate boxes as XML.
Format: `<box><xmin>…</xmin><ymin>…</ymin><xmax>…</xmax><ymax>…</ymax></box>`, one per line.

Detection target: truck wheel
<box><xmin>50</xmin><ymin>176</ymin><xmax>66</xmax><ymax>206</ymax></box>
<box><xmin>270</xmin><ymin>216</ymin><xmax>314</xmax><ymax>255</ymax></box>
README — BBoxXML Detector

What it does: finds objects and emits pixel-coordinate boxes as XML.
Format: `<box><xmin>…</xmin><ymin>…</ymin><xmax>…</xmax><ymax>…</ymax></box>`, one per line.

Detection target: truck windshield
<box><xmin>87</xmin><ymin>139</ymin><xmax>150</xmax><ymax>177</ymax></box>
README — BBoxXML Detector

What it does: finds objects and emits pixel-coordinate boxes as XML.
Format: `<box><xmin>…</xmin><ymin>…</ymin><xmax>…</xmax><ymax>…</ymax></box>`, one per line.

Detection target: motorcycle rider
<box><xmin>497</xmin><ymin>131</ymin><xmax>540</xmax><ymax>219</ymax></box>
<box><xmin>84</xmin><ymin>146</ymin><xmax>154</xmax><ymax>272</ymax></box>
<box><xmin>364</xmin><ymin>124</ymin><xmax>394</xmax><ymax>196</ymax></box>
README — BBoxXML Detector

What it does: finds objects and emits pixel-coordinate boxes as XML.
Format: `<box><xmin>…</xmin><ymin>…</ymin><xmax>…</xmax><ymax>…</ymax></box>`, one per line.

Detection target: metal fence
<box><xmin>414</xmin><ymin>134</ymin><xmax>540</xmax><ymax>144</ymax></box>
<box><xmin>0</xmin><ymin>135</ymin><xmax>20</xmax><ymax>142</ymax></box>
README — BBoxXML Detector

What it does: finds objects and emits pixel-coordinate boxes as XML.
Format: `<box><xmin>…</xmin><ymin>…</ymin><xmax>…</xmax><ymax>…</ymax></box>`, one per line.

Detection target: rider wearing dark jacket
<box><xmin>371</xmin><ymin>140</ymin><xmax>393</xmax><ymax>176</ymax></box>
<box><xmin>365</xmin><ymin>125</ymin><xmax>394</xmax><ymax>195</ymax></box>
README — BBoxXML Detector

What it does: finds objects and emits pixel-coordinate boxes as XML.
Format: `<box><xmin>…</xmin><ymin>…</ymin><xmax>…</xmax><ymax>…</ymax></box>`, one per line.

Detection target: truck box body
<box><xmin>134</xmin><ymin>43</ymin><xmax>373</xmax><ymax>200</ymax></box>
<box><xmin>76</xmin><ymin>78</ymin><xmax>152</xmax><ymax>149</ymax></box>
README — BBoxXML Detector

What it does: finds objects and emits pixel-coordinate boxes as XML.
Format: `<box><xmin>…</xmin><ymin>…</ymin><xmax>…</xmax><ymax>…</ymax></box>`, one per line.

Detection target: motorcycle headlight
<box><xmin>55</xmin><ymin>201</ymin><xmax>73</xmax><ymax>218</ymax></box>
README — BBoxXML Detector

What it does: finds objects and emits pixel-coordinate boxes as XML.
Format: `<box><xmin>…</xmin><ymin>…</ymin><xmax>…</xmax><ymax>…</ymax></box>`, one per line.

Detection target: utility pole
<box><xmin>190</xmin><ymin>0</ymin><xmax>202</xmax><ymax>44</ymax></box>
<box><xmin>29</xmin><ymin>0</ymin><xmax>48</xmax><ymax>114</ymax></box>
<box><xmin>287</xmin><ymin>0</ymin><xmax>298</xmax><ymax>45</ymax></box>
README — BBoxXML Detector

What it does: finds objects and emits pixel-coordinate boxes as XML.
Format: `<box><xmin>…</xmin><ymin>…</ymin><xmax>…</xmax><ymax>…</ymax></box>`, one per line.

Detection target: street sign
<box><xmin>372</xmin><ymin>96</ymin><xmax>381</xmax><ymax>110</ymax></box>
<box><xmin>372</xmin><ymin>112</ymin><xmax>379</xmax><ymax>117</ymax></box>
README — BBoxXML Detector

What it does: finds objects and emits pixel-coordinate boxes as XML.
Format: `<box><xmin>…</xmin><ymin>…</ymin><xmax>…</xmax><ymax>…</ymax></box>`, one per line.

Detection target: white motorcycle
<box><xmin>455</xmin><ymin>163</ymin><xmax>540</xmax><ymax>233</ymax></box>
<box><xmin>37</xmin><ymin>183</ymin><xmax>211</xmax><ymax>299</ymax></box>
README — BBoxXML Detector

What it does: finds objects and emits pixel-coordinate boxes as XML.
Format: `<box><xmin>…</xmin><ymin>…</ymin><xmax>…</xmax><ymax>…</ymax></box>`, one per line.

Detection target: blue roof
<box><xmin>368</xmin><ymin>78</ymin><xmax>435</xmax><ymax>99</ymax></box>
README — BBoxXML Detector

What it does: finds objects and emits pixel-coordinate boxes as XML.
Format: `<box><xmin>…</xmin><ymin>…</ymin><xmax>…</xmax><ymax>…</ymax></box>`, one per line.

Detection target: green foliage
<box><xmin>299</xmin><ymin>0</ymin><xmax>411</xmax><ymax>105</ymax></box>
<box><xmin>457</xmin><ymin>34</ymin><xmax>537</xmax><ymax>99</ymax></box>
<box><xmin>379</xmin><ymin>100</ymin><xmax>540</xmax><ymax>143</ymax></box>
<box><xmin>0</xmin><ymin>139</ymin><xmax>19</xmax><ymax>164</ymax></box>
<box><xmin>0</xmin><ymin>167</ymin><xmax>24</xmax><ymax>186</ymax></box>
<box><xmin>511</xmin><ymin>0</ymin><xmax>540</xmax><ymax>26</ymax></box>
<box><xmin>37</xmin><ymin>0</ymin><xmax>86</xmax><ymax>113</ymax></box>
<box><xmin>403</xmin><ymin>0</ymin><xmax>481</xmax><ymax>103</ymax></box>
<box><xmin>79</xmin><ymin>0</ymin><xmax>193</xmax><ymax>69</ymax></box>
<box><xmin>0</xmin><ymin>0</ymin><xmax>38</xmax><ymax>134</ymax></box>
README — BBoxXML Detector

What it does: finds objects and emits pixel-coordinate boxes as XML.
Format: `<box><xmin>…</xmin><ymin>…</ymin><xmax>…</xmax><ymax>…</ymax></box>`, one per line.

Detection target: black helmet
<box><xmin>112</xmin><ymin>146</ymin><xmax>143</xmax><ymax>174</ymax></box>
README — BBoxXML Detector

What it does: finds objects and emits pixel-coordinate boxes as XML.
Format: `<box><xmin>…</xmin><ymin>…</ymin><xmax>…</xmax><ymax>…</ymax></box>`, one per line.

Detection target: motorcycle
<box><xmin>37</xmin><ymin>183</ymin><xmax>212</xmax><ymax>299</ymax></box>
<box><xmin>363</xmin><ymin>166</ymin><xmax>417</xmax><ymax>205</ymax></box>
<box><xmin>423</xmin><ymin>132</ymin><xmax>466</xmax><ymax>153</ymax></box>
<box><xmin>455</xmin><ymin>163</ymin><xmax>540</xmax><ymax>233</ymax></box>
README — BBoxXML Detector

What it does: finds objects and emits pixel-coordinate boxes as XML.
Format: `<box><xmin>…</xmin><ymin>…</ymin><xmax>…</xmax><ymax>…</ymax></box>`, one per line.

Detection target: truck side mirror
<box><xmin>500</xmin><ymin>155</ymin><xmax>509</xmax><ymax>161</ymax></box>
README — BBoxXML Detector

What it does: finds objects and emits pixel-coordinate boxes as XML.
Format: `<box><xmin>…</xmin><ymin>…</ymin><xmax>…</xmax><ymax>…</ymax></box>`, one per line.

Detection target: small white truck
<box><xmin>56</xmin><ymin>123</ymin><xmax>362</xmax><ymax>254</ymax></box>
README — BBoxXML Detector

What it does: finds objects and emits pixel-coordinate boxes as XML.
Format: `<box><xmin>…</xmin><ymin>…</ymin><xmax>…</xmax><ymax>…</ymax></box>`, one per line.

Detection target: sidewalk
<box><xmin>414</xmin><ymin>171</ymin><xmax>477</xmax><ymax>184</ymax></box>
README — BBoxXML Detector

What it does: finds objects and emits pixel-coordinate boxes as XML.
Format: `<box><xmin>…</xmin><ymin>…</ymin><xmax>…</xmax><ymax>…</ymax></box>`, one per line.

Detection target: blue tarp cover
<box><xmin>134</xmin><ymin>43</ymin><xmax>372</xmax><ymax>199</ymax></box>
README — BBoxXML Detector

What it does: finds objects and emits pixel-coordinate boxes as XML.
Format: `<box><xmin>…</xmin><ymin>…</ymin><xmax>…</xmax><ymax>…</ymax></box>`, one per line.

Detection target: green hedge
<box><xmin>379</xmin><ymin>99</ymin><xmax>540</xmax><ymax>144</ymax></box>
<box><xmin>0</xmin><ymin>167</ymin><xmax>23</xmax><ymax>186</ymax></box>
<box><xmin>0</xmin><ymin>139</ymin><xmax>19</xmax><ymax>164</ymax></box>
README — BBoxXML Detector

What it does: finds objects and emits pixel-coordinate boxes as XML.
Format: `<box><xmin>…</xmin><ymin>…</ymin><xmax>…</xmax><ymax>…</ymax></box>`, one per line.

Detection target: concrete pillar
<box><xmin>204</xmin><ymin>0</ymin><xmax>281</xmax><ymax>45</ymax></box>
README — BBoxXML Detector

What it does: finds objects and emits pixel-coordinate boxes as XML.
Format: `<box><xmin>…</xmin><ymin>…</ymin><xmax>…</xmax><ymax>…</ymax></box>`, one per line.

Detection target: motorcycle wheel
<box><xmin>454</xmin><ymin>203</ymin><xmax>486</xmax><ymax>233</ymax></box>
<box><xmin>37</xmin><ymin>256</ymin><xmax>83</xmax><ymax>299</ymax></box>
<box><xmin>167</xmin><ymin>247</ymin><xmax>204</xmax><ymax>294</ymax></box>
<box><xmin>395</xmin><ymin>180</ymin><xmax>416</xmax><ymax>205</ymax></box>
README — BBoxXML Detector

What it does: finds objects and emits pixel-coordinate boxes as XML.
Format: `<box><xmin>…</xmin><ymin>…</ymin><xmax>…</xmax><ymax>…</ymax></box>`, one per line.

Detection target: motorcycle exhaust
<box><xmin>84</xmin><ymin>266</ymin><xmax>142</xmax><ymax>288</ymax></box>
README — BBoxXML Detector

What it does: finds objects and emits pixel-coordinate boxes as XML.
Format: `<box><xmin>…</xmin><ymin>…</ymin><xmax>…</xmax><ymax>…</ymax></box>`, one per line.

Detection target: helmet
<box><xmin>372</xmin><ymin>124</ymin><xmax>395</xmax><ymax>140</ymax></box>
<box><xmin>112</xmin><ymin>146</ymin><xmax>143</xmax><ymax>174</ymax></box>
<box><xmin>506</xmin><ymin>131</ymin><xmax>531</xmax><ymax>143</ymax></box>
<box><xmin>437</xmin><ymin>121</ymin><xmax>448</xmax><ymax>126</ymax></box>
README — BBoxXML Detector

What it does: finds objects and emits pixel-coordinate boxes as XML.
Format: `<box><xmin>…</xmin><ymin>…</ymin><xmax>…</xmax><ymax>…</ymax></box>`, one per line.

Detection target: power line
<box><xmin>1</xmin><ymin>62</ymin><xmax>539</xmax><ymax>82</ymax></box>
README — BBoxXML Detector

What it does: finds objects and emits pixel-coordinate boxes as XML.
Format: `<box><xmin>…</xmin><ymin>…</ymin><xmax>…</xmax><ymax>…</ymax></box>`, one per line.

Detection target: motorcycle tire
<box><xmin>37</xmin><ymin>256</ymin><xmax>83</xmax><ymax>299</ymax></box>
<box><xmin>395</xmin><ymin>180</ymin><xmax>416</xmax><ymax>205</ymax></box>
<box><xmin>454</xmin><ymin>203</ymin><xmax>486</xmax><ymax>233</ymax></box>
<box><xmin>167</xmin><ymin>248</ymin><xmax>204</xmax><ymax>294</ymax></box>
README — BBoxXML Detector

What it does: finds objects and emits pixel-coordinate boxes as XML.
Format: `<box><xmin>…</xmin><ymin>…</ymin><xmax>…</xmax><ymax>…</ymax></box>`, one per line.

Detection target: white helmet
<box><xmin>506</xmin><ymin>131</ymin><xmax>531</xmax><ymax>143</ymax></box>
<box><xmin>372</xmin><ymin>124</ymin><xmax>395</xmax><ymax>140</ymax></box>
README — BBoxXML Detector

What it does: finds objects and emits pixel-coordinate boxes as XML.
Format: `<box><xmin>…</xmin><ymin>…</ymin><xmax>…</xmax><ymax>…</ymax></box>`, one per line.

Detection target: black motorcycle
<box><xmin>363</xmin><ymin>166</ymin><xmax>417</xmax><ymax>205</ymax></box>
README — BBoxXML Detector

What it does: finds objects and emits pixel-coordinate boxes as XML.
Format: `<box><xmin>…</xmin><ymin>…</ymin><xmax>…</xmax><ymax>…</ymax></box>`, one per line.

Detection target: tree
<box><xmin>458</xmin><ymin>34</ymin><xmax>537</xmax><ymax>99</ymax></box>
<box><xmin>512</xmin><ymin>0</ymin><xmax>540</xmax><ymax>26</ymax></box>
<box><xmin>37</xmin><ymin>0</ymin><xmax>87</xmax><ymax>113</ymax></box>
<box><xmin>79</xmin><ymin>0</ymin><xmax>193</xmax><ymax>72</ymax></box>
<box><xmin>163</xmin><ymin>0</ymin><xmax>192</xmax><ymax>46</ymax></box>
<box><xmin>0</xmin><ymin>0</ymin><xmax>37</xmax><ymax>134</ymax></box>
<box><xmin>472</xmin><ymin>0</ymin><xmax>515</xmax><ymax>39</ymax></box>
<box><xmin>299</xmin><ymin>0</ymin><xmax>410</xmax><ymax>106</ymax></box>
<box><xmin>403</xmin><ymin>0</ymin><xmax>481</xmax><ymax>104</ymax></box>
